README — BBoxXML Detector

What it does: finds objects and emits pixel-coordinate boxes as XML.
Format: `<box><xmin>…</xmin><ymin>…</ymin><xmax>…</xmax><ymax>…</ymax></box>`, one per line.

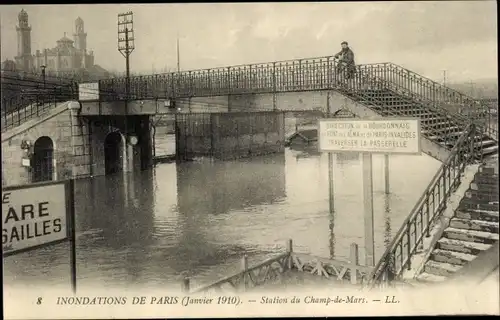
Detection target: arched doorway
<box><xmin>104</xmin><ymin>131</ymin><xmax>124</xmax><ymax>175</ymax></box>
<box><xmin>32</xmin><ymin>136</ymin><xmax>54</xmax><ymax>182</ymax></box>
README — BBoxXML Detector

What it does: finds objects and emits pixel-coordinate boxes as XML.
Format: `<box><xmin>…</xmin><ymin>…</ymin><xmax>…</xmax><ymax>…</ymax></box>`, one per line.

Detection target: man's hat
<box><xmin>341</xmin><ymin>41</ymin><xmax>348</xmax><ymax>45</ymax></box>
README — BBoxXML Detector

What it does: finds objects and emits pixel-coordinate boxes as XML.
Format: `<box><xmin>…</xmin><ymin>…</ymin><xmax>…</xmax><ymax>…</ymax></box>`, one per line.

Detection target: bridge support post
<box><xmin>68</xmin><ymin>101</ymin><xmax>82</xmax><ymax>179</ymax></box>
<box><xmin>362</xmin><ymin>152</ymin><xmax>375</xmax><ymax>267</ymax></box>
<box><xmin>241</xmin><ymin>254</ymin><xmax>248</xmax><ymax>292</ymax></box>
<box><xmin>349</xmin><ymin>243</ymin><xmax>359</xmax><ymax>285</ymax></box>
<box><xmin>326</xmin><ymin>91</ymin><xmax>331</xmax><ymax>116</ymax></box>
<box><xmin>328</xmin><ymin>152</ymin><xmax>335</xmax><ymax>217</ymax></box>
<box><xmin>384</xmin><ymin>154</ymin><xmax>390</xmax><ymax>194</ymax></box>
<box><xmin>125</xmin><ymin>141</ymin><xmax>135</xmax><ymax>172</ymax></box>
<box><xmin>181</xmin><ymin>277</ymin><xmax>190</xmax><ymax>294</ymax></box>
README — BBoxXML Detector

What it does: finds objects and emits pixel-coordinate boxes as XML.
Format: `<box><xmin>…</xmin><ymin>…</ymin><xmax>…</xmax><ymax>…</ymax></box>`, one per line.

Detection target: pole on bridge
<box><xmin>328</xmin><ymin>153</ymin><xmax>335</xmax><ymax>218</ymax></box>
<box><xmin>176</xmin><ymin>31</ymin><xmax>181</xmax><ymax>73</ymax></box>
<box><xmin>384</xmin><ymin>154</ymin><xmax>390</xmax><ymax>194</ymax></box>
<box><xmin>118</xmin><ymin>11</ymin><xmax>135</xmax><ymax>171</ymax></box>
<box><xmin>326</xmin><ymin>91</ymin><xmax>331</xmax><ymax>116</ymax></box>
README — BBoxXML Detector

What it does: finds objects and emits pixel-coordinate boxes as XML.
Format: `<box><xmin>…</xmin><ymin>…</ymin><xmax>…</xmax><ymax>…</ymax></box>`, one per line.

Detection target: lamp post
<box><xmin>40</xmin><ymin>65</ymin><xmax>46</xmax><ymax>89</ymax></box>
<box><xmin>39</xmin><ymin>65</ymin><xmax>47</xmax><ymax>116</ymax></box>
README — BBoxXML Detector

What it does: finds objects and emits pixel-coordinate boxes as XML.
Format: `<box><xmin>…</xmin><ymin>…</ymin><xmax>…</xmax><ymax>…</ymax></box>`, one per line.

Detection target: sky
<box><xmin>0</xmin><ymin>2</ymin><xmax>497</xmax><ymax>83</ymax></box>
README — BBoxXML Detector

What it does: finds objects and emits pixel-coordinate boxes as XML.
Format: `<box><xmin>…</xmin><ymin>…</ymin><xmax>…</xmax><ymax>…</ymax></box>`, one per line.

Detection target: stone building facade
<box><xmin>11</xmin><ymin>9</ymin><xmax>107</xmax><ymax>78</ymax></box>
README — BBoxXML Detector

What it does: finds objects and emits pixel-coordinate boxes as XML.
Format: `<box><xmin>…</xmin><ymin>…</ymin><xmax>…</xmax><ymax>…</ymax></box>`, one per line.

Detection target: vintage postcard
<box><xmin>1</xmin><ymin>2</ymin><xmax>499</xmax><ymax>319</ymax></box>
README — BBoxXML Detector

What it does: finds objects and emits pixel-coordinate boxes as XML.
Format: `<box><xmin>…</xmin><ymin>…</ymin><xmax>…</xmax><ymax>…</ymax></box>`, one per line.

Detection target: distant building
<box><xmin>7</xmin><ymin>9</ymin><xmax>108</xmax><ymax>80</ymax></box>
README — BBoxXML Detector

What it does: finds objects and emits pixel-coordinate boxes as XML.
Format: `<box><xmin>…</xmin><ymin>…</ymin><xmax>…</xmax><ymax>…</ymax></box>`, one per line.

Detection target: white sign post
<box><xmin>2</xmin><ymin>180</ymin><xmax>77</xmax><ymax>293</ymax></box>
<box><xmin>318</xmin><ymin>117</ymin><xmax>421</xmax><ymax>266</ymax></box>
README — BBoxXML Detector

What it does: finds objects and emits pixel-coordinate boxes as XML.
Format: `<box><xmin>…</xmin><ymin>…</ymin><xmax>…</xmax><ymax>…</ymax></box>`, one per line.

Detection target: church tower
<box><xmin>15</xmin><ymin>9</ymin><xmax>32</xmax><ymax>72</ymax></box>
<box><xmin>73</xmin><ymin>17</ymin><xmax>87</xmax><ymax>51</ymax></box>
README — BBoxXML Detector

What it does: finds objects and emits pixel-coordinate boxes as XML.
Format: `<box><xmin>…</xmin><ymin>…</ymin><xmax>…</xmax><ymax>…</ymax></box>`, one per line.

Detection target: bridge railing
<box><xmin>383</xmin><ymin>63</ymin><xmax>486</xmax><ymax>110</ymax></box>
<box><xmin>1</xmin><ymin>87</ymin><xmax>78</xmax><ymax>132</ymax></box>
<box><xmin>1</xmin><ymin>70</ymin><xmax>79</xmax><ymax>131</ymax></box>
<box><xmin>97</xmin><ymin>57</ymin><xmax>488</xmax><ymax>110</ymax></box>
<box><xmin>98</xmin><ymin>56</ymin><xmax>379</xmax><ymax>100</ymax></box>
<box><xmin>372</xmin><ymin>64</ymin><xmax>494</xmax><ymax>130</ymax></box>
<box><xmin>95</xmin><ymin>55</ymin><xmax>496</xmax><ymax>140</ymax></box>
<box><xmin>364</xmin><ymin>66</ymin><xmax>498</xmax><ymax>141</ymax></box>
<box><xmin>365</xmin><ymin>123</ymin><xmax>482</xmax><ymax>288</ymax></box>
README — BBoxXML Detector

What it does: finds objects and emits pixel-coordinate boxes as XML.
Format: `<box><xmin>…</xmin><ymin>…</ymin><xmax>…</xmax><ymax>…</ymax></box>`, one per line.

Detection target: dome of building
<box><xmin>57</xmin><ymin>33</ymin><xmax>74</xmax><ymax>44</ymax></box>
<box><xmin>18</xmin><ymin>9</ymin><xmax>28</xmax><ymax>21</ymax></box>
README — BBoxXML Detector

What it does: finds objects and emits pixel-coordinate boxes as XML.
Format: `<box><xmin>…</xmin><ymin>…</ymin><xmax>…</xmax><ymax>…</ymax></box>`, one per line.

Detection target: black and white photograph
<box><xmin>1</xmin><ymin>1</ymin><xmax>498</xmax><ymax>318</ymax></box>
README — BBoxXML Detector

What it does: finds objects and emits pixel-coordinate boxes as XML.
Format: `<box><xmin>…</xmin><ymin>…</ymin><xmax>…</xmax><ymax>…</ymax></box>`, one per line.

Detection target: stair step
<box><xmin>416</xmin><ymin>272</ymin><xmax>447</xmax><ymax>283</ymax></box>
<box><xmin>422</xmin><ymin>128</ymin><xmax>461</xmax><ymax>137</ymax></box>
<box><xmin>447</xmin><ymin>131</ymin><xmax>466</xmax><ymax>137</ymax></box>
<box><xmin>424</xmin><ymin>260</ymin><xmax>462</xmax><ymax>277</ymax></box>
<box><xmin>459</xmin><ymin>199</ymin><xmax>499</xmax><ymax>212</ymax></box>
<box><xmin>481</xmin><ymin>148</ymin><xmax>499</xmax><ymax>157</ymax></box>
<box><xmin>402</xmin><ymin>110</ymin><xmax>435</xmax><ymax>116</ymax></box>
<box><xmin>472</xmin><ymin>177</ymin><xmax>498</xmax><ymax>187</ymax></box>
<box><xmin>475</xmin><ymin>171</ymin><xmax>499</xmax><ymax>181</ymax></box>
<box><xmin>455</xmin><ymin>209</ymin><xmax>499</xmax><ymax>223</ymax></box>
<box><xmin>464</xmin><ymin>190</ymin><xmax>499</xmax><ymax>202</ymax></box>
<box><xmin>422</xmin><ymin>119</ymin><xmax>449</xmax><ymax>125</ymax></box>
<box><xmin>475</xmin><ymin>140</ymin><xmax>497</xmax><ymax>148</ymax></box>
<box><xmin>479</xmin><ymin>167</ymin><xmax>497</xmax><ymax>175</ymax></box>
<box><xmin>423</xmin><ymin>125</ymin><xmax>460</xmax><ymax>134</ymax></box>
<box><xmin>443</xmin><ymin>227</ymin><xmax>499</xmax><ymax>244</ymax></box>
<box><xmin>437</xmin><ymin>237</ymin><xmax>492</xmax><ymax>255</ymax></box>
<box><xmin>470</xmin><ymin>182</ymin><xmax>498</xmax><ymax>192</ymax></box>
<box><xmin>449</xmin><ymin>217</ymin><xmax>499</xmax><ymax>233</ymax></box>
<box><xmin>430</xmin><ymin>248</ymin><xmax>477</xmax><ymax>266</ymax></box>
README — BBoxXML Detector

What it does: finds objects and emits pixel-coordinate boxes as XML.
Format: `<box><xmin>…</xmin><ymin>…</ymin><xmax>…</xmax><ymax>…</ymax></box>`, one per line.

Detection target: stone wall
<box><xmin>1</xmin><ymin>102</ymin><xmax>153</xmax><ymax>187</ymax></box>
<box><xmin>176</xmin><ymin>112</ymin><xmax>285</xmax><ymax>161</ymax></box>
<box><xmin>177</xmin><ymin>96</ymin><xmax>230</xmax><ymax>113</ymax></box>
<box><xmin>1</xmin><ymin>101</ymin><xmax>88</xmax><ymax>186</ymax></box>
<box><xmin>227</xmin><ymin>90</ymin><xmax>368</xmax><ymax>113</ymax></box>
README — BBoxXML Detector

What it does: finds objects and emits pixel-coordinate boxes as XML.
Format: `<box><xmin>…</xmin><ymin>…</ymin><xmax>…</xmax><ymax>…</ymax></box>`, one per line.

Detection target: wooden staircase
<box><xmin>416</xmin><ymin>164</ymin><xmax>499</xmax><ymax>283</ymax></box>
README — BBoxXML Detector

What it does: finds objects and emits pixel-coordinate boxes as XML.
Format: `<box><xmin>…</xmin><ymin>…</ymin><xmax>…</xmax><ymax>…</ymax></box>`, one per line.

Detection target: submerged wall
<box><xmin>175</xmin><ymin>111</ymin><xmax>285</xmax><ymax>161</ymax></box>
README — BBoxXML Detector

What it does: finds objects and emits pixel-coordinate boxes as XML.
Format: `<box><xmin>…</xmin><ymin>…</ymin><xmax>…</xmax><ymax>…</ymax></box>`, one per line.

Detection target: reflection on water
<box><xmin>3</xmin><ymin>147</ymin><xmax>440</xmax><ymax>290</ymax></box>
<box><xmin>384</xmin><ymin>195</ymin><xmax>393</xmax><ymax>248</ymax></box>
<box><xmin>176</xmin><ymin>153</ymin><xmax>286</xmax><ymax>215</ymax></box>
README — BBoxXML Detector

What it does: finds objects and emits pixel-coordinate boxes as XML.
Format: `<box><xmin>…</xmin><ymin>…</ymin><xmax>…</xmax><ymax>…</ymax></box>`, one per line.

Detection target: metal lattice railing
<box><xmin>365</xmin><ymin>64</ymin><xmax>497</xmax><ymax>142</ymax></box>
<box><xmin>1</xmin><ymin>70</ymin><xmax>79</xmax><ymax>131</ymax></box>
<box><xmin>2</xmin><ymin>55</ymin><xmax>497</xmax><ymax>142</ymax></box>
<box><xmin>365</xmin><ymin>123</ymin><xmax>483</xmax><ymax>288</ymax></box>
<box><xmin>95</xmin><ymin>57</ymin><xmax>495</xmax><ymax>138</ymax></box>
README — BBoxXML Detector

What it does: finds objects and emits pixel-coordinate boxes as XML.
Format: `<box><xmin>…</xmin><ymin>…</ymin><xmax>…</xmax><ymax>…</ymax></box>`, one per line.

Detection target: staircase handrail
<box><xmin>365</xmin><ymin>123</ymin><xmax>480</xmax><ymax>288</ymax></box>
<box><xmin>385</xmin><ymin>62</ymin><xmax>488</xmax><ymax>107</ymax></box>
<box><xmin>351</xmin><ymin>63</ymin><xmax>492</xmax><ymax>127</ymax></box>
<box><xmin>364</xmin><ymin>70</ymin><xmax>498</xmax><ymax>141</ymax></box>
<box><xmin>378</xmin><ymin>63</ymin><xmax>496</xmax><ymax>139</ymax></box>
<box><xmin>354</xmin><ymin>66</ymin><xmax>475</xmax><ymax>138</ymax></box>
<box><xmin>388</xmin><ymin>77</ymin><xmax>498</xmax><ymax>141</ymax></box>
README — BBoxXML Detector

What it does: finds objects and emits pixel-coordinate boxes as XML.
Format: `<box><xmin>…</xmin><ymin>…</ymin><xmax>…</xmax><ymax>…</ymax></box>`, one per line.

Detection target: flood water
<box><xmin>3</xmin><ymin>136</ymin><xmax>441</xmax><ymax>291</ymax></box>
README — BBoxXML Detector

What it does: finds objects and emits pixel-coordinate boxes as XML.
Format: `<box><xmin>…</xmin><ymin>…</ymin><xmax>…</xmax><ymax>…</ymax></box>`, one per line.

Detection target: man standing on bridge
<box><xmin>334</xmin><ymin>41</ymin><xmax>356</xmax><ymax>81</ymax></box>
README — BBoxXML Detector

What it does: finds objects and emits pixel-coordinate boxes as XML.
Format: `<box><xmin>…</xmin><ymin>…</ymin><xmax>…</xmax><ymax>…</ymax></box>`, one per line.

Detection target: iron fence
<box><xmin>366</xmin><ymin>123</ymin><xmax>483</xmax><ymax>288</ymax></box>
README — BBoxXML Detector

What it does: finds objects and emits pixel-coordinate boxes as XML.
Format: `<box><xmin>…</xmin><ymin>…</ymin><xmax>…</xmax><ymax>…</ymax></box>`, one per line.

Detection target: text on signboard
<box><xmin>2</xmin><ymin>192</ymin><xmax>63</xmax><ymax>246</ymax></box>
<box><xmin>321</xmin><ymin>119</ymin><xmax>420</xmax><ymax>153</ymax></box>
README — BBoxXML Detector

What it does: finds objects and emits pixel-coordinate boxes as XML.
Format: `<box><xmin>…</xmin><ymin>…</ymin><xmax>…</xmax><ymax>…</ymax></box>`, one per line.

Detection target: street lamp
<box><xmin>40</xmin><ymin>65</ymin><xmax>46</xmax><ymax>89</ymax></box>
<box><xmin>39</xmin><ymin>65</ymin><xmax>47</xmax><ymax>115</ymax></box>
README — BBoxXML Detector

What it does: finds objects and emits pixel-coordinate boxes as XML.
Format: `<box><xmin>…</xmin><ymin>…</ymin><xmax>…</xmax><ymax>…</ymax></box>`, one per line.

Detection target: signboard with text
<box><xmin>2</xmin><ymin>180</ymin><xmax>74</xmax><ymax>257</ymax></box>
<box><xmin>78</xmin><ymin>82</ymin><xmax>100</xmax><ymax>101</ymax></box>
<box><xmin>318</xmin><ymin>118</ymin><xmax>422</xmax><ymax>155</ymax></box>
